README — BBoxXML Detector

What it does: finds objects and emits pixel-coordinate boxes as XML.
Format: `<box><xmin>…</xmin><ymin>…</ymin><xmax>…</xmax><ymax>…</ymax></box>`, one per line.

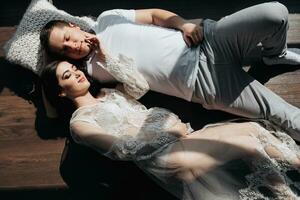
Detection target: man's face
<box><xmin>49</xmin><ymin>24</ymin><xmax>91</xmax><ymax>59</ymax></box>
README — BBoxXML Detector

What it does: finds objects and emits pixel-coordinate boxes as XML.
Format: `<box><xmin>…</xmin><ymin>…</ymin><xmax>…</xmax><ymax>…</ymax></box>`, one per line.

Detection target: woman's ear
<box><xmin>59</xmin><ymin>91</ymin><xmax>67</xmax><ymax>97</ymax></box>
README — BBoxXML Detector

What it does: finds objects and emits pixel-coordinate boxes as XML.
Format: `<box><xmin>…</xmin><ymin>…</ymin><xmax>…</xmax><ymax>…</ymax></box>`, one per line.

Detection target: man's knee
<box><xmin>264</xmin><ymin>2</ymin><xmax>289</xmax><ymax>28</ymax></box>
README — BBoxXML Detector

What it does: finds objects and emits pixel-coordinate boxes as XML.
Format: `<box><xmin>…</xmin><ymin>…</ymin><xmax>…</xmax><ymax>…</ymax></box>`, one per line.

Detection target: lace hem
<box><xmin>105</xmin><ymin>132</ymin><xmax>179</xmax><ymax>161</ymax></box>
<box><xmin>239</xmin><ymin>121</ymin><xmax>300</xmax><ymax>199</ymax></box>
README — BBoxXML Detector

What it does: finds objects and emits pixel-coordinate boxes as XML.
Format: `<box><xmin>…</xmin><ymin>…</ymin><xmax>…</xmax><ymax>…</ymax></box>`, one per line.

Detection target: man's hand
<box><xmin>180</xmin><ymin>23</ymin><xmax>203</xmax><ymax>47</ymax></box>
<box><xmin>135</xmin><ymin>9</ymin><xmax>203</xmax><ymax>48</ymax></box>
<box><xmin>85</xmin><ymin>35</ymin><xmax>107</xmax><ymax>63</ymax></box>
<box><xmin>85</xmin><ymin>35</ymin><xmax>99</xmax><ymax>50</ymax></box>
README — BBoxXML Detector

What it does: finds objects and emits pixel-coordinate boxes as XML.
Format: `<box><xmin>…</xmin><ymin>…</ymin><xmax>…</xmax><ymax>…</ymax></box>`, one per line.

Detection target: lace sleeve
<box><xmin>99</xmin><ymin>54</ymin><xmax>150</xmax><ymax>99</ymax></box>
<box><xmin>70</xmin><ymin>120</ymin><xmax>132</xmax><ymax>161</ymax></box>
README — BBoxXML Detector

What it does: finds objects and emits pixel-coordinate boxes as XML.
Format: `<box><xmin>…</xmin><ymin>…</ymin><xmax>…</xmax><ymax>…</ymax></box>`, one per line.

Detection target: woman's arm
<box><xmin>101</xmin><ymin>54</ymin><xmax>150</xmax><ymax>99</ymax></box>
<box><xmin>71</xmin><ymin>120</ymin><xmax>140</xmax><ymax>160</ymax></box>
<box><xmin>71</xmin><ymin>122</ymin><xmax>117</xmax><ymax>155</ymax></box>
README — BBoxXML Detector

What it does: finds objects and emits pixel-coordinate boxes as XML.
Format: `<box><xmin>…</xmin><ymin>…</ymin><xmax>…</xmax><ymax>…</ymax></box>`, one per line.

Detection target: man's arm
<box><xmin>135</xmin><ymin>9</ymin><xmax>203</xmax><ymax>47</ymax></box>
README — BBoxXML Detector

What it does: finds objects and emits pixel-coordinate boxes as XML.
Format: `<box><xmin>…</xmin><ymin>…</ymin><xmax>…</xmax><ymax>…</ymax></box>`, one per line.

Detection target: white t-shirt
<box><xmin>88</xmin><ymin>9</ymin><xmax>200</xmax><ymax>101</ymax></box>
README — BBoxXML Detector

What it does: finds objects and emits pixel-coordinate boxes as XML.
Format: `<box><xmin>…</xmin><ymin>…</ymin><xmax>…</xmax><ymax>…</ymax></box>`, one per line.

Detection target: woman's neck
<box><xmin>73</xmin><ymin>92</ymin><xmax>99</xmax><ymax>108</ymax></box>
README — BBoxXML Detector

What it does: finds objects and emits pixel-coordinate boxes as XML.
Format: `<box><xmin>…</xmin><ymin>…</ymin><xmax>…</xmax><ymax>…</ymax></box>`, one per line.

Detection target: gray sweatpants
<box><xmin>192</xmin><ymin>2</ymin><xmax>300</xmax><ymax>140</ymax></box>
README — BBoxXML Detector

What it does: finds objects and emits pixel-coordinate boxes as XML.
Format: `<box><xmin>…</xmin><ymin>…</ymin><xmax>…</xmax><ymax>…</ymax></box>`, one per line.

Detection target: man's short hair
<box><xmin>40</xmin><ymin>20</ymin><xmax>69</xmax><ymax>59</ymax></box>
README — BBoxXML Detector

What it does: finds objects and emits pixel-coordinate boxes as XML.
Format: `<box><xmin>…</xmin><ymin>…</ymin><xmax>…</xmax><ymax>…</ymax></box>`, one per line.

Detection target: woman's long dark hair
<box><xmin>40</xmin><ymin>60</ymin><xmax>102</xmax><ymax>121</ymax></box>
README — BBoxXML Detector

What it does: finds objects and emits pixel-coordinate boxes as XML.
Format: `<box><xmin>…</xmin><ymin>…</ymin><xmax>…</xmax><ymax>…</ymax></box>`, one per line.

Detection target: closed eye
<box><xmin>63</xmin><ymin>72</ymin><xmax>71</xmax><ymax>79</ymax></box>
<box><xmin>62</xmin><ymin>69</ymin><xmax>72</xmax><ymax>79</ymax></box>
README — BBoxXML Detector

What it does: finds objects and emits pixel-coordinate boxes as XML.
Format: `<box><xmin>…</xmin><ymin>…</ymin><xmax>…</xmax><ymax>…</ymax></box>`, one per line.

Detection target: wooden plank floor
<box><xmin>0</xmin><ymin>79</ymin><xmax>66</xmax><ymax>189</ymax></box>
<box><xmin>0</xmin><ymin>27</ymin><xmax>66</xmax><ymax>189</ymax></box>
<box><xmin>0</xmin><ymin>12</ymin><xmax>299</xmax><ymax>194</ymax></box>
<box><xmin>262</xmin><ymin>14</ymin><xmax>300</xmax><ymax>108</ymax></box>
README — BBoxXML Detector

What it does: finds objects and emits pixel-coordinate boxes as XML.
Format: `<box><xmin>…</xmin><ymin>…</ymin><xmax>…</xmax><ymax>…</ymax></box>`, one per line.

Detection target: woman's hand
<box><xmin>180</xmin><ymin>22</ymin><xmax>203</xmax><ymax>47</ymax></box>
<box><xmin>85</xmin><ymin>35</ymin><xmax>107</xmax><ymax>63</ymax></box>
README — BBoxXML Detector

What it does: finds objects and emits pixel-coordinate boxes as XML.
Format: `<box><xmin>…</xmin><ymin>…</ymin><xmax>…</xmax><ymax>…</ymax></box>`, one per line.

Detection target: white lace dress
<box><xmin>70</xmin><ymin>89</ymin><xmax>300</xmax><ymax>200</ymax></box>
<box><xmin>70</xmin><ymin>88</ymin><xmax>192</xmax><ymax>161</ymax></box>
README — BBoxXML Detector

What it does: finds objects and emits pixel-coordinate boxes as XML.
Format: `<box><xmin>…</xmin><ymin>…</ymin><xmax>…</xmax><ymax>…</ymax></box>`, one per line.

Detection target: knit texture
<box><xmin>4</xmin><ymin>0</ymin><xmax>95</xmax><ymax>74</ymax></box>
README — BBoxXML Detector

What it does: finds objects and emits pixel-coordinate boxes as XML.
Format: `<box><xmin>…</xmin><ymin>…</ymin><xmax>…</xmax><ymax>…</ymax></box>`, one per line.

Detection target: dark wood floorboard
<box><xmin>0</xmin><ymin>1</ymin><xmax>299</xmax><ymax>199</ymax></box>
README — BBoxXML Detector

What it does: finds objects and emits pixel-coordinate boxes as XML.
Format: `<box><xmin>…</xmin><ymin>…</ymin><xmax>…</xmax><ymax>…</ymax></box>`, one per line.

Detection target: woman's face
<box><xmin>56</xmin><ymin>61</ymin><xmax>90</xmax><ymax>98</ymax></box>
